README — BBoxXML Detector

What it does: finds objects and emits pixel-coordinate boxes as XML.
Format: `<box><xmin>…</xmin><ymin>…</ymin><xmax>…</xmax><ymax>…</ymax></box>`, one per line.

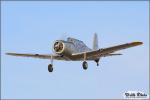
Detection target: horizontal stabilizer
<box><xmin>103</xmin><ymin>53</ymin><xmax>122</xmax><ymax>57</ymax></box>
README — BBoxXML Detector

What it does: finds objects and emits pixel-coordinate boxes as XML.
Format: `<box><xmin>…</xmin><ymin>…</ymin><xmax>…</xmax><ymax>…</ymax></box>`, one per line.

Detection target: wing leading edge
<box><xmin>72</xmin><ymin>42</ymin><xmax>143</xmax><ymax>60</ymax></box>
<box><xmin>6</xmin><ymin>42</ymin><xmax>143</xmax><ymax>61</ymax></box>
<box><xmin>6</xmin><ymin>53</ymin><xmax>66</xmax><ymax>60</ymax></box>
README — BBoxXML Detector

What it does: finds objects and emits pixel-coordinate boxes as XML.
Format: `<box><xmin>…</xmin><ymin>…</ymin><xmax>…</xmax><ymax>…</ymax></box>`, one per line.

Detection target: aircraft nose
<box><xmin>54</xmin><ymin>42</ymin><xmax>59</xmax><ymax>51</ymax></box>
<box><xmin>54</xmin><ymin>41</ymin><xmax>64</xmax><ymax>52</ymax></box>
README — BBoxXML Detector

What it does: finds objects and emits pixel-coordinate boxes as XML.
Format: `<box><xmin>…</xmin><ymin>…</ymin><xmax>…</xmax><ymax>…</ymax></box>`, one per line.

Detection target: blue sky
<box><xmin>1</xmin><ymin>1</ymin><xmax>149</xmax><ymax>99</ymax></box>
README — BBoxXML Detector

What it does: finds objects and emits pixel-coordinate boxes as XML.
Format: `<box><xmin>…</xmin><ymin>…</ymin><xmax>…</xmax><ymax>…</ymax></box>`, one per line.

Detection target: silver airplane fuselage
<box><xmin>53</xmin><ymin>37</ymin><xmax>92</xmax><ymax>60</ymax></box>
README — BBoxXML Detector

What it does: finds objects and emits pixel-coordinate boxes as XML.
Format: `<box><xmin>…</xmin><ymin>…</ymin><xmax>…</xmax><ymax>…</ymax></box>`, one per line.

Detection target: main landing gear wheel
<box><xmin>48</xmin><ymin>64</ymin><xmax>53</xmax><ymax>72</ymax></box>
<box><xmin>82</xmin><ymin>61</ymin><xmax>88</xmax><ymax>70</ymax></box>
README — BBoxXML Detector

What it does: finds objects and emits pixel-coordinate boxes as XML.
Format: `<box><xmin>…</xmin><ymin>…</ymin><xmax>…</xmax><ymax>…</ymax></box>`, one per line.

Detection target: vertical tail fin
<box><xmin>93</xmin><ymin>33</ymin><xmax>99</xmax><ymax>50</ymax></box>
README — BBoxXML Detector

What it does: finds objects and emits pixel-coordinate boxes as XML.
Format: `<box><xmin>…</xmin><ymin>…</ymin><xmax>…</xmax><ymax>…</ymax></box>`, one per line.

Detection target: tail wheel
<box><xmin>48</xmin><ymin>64</ymin><xmax>53</xmax><ymax>72</ymax></box>
<box><xmin>95</xmin><ymin>59</ymin><xmax>99</xmax><ymax>66</ymax></box>
<box><xmin>82</xmin><ymin>61</ymin><xmax>88</xmax><ymax>70</ymax></box>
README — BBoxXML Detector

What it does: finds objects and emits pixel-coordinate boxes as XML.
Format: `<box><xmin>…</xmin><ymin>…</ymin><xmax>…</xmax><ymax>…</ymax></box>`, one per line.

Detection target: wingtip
<box><xmin>5</xmin><ymin>53</ymin><xmax>10</xmax><ymax>55</ymax></box>
<box><xmin>5</xmin><ymin>53</ymin><xmax>15</xmax><ymax>55</ymax></box>
<box><xmin>132</xmin><ymin>41</ymin><xmax>143</xmax><ymax>45</ymax></box>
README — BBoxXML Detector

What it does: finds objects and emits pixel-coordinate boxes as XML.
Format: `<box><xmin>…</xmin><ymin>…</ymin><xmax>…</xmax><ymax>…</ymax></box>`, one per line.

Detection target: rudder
<box><xmin>93</xmin><ymin>33</ymin><xmax>99</xmax><ymax>50</ymax></box>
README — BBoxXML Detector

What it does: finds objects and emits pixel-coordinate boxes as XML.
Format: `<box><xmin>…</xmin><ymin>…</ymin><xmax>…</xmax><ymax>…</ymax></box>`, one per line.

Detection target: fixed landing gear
<box><xmin>82</xmin><ymin>53</ymin><xmax>88</xmax><ymax>70</ymax></box>
<box><xmin>95</xmin><ymin>59</ymin><xmax>99</xmax><ymax>66</ymax></box>
<box><xmin>82</xmin><ymin>61</ymin><xmax>88</xmax><ymax>70</ymax></box>
<box><xmin>48</xmin><ymin>55</ymin><xmax>53</xmax><ymax>72</ymax></box>
<box><xmin>48</xmin><ymin>64</ymin><xmax>53</xmax><ymax>72</ymax></box>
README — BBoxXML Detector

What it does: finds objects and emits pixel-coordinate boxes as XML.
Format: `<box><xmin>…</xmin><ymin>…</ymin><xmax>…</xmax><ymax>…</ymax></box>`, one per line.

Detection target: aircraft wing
<box><xmin>72</xmin><ymin>42</ymin><xmax>143</xmax><ymax>60</ymax></box>
<box><xmin>6</xmin><ymin>53</ymin><xmax>66</xmax><ymax>60</ymax></box>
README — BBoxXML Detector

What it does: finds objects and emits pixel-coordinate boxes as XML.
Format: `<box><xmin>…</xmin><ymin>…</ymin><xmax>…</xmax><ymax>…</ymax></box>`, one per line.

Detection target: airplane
<box><xmin>6</xmin><ymin>33</ymin><xmax>143</xmax><ymax>72</ymax></box>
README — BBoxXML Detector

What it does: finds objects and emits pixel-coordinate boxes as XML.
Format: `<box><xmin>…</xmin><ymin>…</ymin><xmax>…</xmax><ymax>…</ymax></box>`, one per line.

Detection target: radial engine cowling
<box><xmin>53</xmin><ymin>41</ymin><xmax>74</xmax><ymax>55</ymax></box>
